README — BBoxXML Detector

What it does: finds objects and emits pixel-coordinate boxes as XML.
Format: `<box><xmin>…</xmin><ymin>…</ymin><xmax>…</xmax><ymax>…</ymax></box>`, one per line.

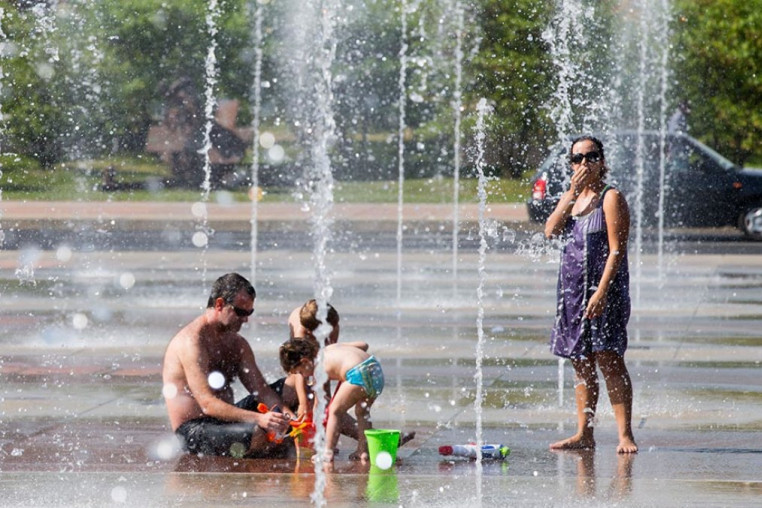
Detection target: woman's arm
<box><xmin>585</xmin><ymin>189</ymin><xmax>630</xmax><ymax>319</ymax></box>
<box><xmin>544</xmin><ymin>190</ymin><xmax>577</xmax><ymax>238</ymax></box>
<box><xmin>545</xmin><ymin>164</ymin><xmax>591</xmax><ymax>238</ymax></box>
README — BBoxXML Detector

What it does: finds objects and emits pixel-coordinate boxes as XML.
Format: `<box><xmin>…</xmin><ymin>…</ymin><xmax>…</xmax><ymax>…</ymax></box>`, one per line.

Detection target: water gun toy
<box><xmin>438</xmin><ymin>443</ymin><xmax>510</xmax><ymax>460</ymax></box>
<box><xmin>256</xmin><ymin>403</ymin><xmax>288</xmax><ymax>443</ymax></box>
<box><xmin>256</xmin><ymin>403</ymin><xmax>315</xmax><ymax>450</ymax></box>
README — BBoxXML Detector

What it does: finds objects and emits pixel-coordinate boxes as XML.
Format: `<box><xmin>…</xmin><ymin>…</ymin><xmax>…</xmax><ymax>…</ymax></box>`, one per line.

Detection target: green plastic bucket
<box><xmin>364</xmin><ymin>429</ymin><xmax>400</xmax><ymax>469</ymax></box>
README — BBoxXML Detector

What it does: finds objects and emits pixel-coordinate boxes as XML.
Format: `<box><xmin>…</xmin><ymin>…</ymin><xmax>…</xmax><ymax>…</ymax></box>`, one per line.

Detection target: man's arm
<box><xmin>235</xmin><ymin>337</ymin><xmax>296</xmax><ymax>420</ymax></box>
<box><xmin>180</xmin><ymin>335</ymin><xmax>287</xmax><ymax>430</ymax></box>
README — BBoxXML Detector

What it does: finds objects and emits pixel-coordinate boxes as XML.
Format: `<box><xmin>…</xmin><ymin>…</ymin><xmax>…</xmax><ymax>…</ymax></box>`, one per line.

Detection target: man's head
<box><xmin>207</xmin><ymin>273</ymin><xmax>256</xmax><ymax>308</ymax></box>
<box><xmin>207</xmin><ymin>273</ymin><xmax>256</xmax><ymax>331</ymax></box>
<box><xmin>279</xmin><ymin>337</ymin><xmax>320</xmax><ymax>375</ymax></box>
<box><xmin>299</xmin><ymin>299</ymin><xmax>340</xmax><ymax>344</ymax></box>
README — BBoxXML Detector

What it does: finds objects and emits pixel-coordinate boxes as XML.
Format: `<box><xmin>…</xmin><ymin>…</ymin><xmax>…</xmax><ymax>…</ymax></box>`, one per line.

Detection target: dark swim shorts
<box><xmin>175</xmin><ymin>417</ymin><xmax>254</xmax><ymax>457</ymax></box>
<box><xmin>174</xmin><ymin>392</ymin><xmax>291</xmax><ymax>458</ymax></box>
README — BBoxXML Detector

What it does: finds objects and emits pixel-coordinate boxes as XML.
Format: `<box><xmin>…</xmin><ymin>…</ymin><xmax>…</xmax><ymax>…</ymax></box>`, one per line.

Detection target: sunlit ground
<box><xmin>2</xmin><ymin>204</ymin><xmax>762</xmax><ymax>506</ymax></box>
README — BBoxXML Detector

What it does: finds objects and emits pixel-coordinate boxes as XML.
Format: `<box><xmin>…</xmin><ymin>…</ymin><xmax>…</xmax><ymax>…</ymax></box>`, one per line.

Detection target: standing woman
<box><xmin>545</xmin><ymin>135</ymin><xmax>637</xmax><ymax>454</ymax></box>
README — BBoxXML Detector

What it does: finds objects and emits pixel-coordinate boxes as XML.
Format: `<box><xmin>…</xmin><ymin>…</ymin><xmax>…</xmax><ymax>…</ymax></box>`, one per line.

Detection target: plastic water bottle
<box><xmin>438</xmin><ymin>443</ymin><xmax>510</xmax><ymax>460</ymax></box>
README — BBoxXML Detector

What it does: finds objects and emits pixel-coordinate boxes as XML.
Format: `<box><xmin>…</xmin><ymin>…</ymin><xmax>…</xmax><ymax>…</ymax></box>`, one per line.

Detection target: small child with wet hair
<box><xmin>280</xmin><ymin>337</ymin><xmax>380</xmax><ymax>463</ymax></box>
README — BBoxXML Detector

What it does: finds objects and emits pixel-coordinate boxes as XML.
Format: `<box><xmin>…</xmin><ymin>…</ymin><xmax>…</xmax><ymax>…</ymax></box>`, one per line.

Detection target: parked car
<box><xmin>526</xmin><ymin>130</ymin><xmax>762</xmax><ymax>240</ymax></box>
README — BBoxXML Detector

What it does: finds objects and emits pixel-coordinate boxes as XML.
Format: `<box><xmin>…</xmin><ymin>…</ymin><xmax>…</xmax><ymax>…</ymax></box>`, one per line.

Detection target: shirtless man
<box><xmin>163</xmin><ymin>272</ymin><xmax>293</xmax><ymax>457</ymax></box>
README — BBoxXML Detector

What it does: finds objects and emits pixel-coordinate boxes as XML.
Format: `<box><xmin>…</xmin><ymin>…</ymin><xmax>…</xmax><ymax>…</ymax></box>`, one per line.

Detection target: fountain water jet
<box><xmin>472</xmin><ymin>97</ymin><xmax>491</xmax><ymax>495</ymax></box>
<box><xmin>450</xmin><ymin>0</ymin><xmax>464</xmax><ymax>296</ymax></box>
<box><xmin>395</xmin><ymin>0</ymin><xmax>409</xmax><ymax>308</ymax></box>
<box><xmin>248</xmin><ymin>0</ymin><xmax>264</xmax><ymax>285</ymax></box>
<box><xmin>0</xmin><ymin>9</ymin><xmax>4</xmax><ymax>247</ymax></box>
<box><xmin>194</xmin><ymin>0</ymin><xmax>222</xmax><ymax>291</ymax></box>
<box><xmin>288</xmin><ymin>0</ymin><xmax>343</xmax><ymax>503</ymax></box>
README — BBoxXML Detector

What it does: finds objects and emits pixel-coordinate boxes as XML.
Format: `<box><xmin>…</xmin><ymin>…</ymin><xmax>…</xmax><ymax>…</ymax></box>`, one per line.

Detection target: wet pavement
<box><xmin>2</xmin><ymin>201</ymin><xmax>762</xmax><ymax>506</ymax></box>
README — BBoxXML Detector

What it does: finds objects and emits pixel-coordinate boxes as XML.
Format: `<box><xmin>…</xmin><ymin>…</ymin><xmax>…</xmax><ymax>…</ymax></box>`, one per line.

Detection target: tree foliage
<box><xmin>0</xmin><ymin>0</ymin><xmax>760</xmax><ymax>176</ymax></box>
<box><xmin>672</xmin><ymin>0</ymin><xmax>762</xmax><ymax>165</ymax></box>
<box><xmin>470</xmin><ymin>0</ymin><xmax>554</xmax><ymax>177</ymax></box>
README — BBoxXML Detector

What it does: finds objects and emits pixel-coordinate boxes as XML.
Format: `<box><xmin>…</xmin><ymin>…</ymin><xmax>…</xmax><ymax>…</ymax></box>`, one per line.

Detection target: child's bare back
<box><xmin>323</xmin><ymin>342</ymin><xmax>369</xmax><ymax>381</ymax></box>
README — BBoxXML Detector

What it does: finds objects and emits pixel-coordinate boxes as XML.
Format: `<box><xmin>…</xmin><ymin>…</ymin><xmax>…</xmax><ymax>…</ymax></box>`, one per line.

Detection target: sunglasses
<box><xmin>570</xmin><ymin>151</ymin><xmax>602</xmax><ymax>164</ymax></box>
<box><xmin>230</xmin><ymin>305</ymin><xmax>254</xmax><ymax>317</ymax></box>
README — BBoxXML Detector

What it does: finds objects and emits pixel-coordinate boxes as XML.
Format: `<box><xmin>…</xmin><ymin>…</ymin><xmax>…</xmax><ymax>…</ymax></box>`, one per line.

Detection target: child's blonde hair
<box><xmin>300</xmin><ymin>299</ymin><xmax>339</xmax><ymax>332</ymax></box>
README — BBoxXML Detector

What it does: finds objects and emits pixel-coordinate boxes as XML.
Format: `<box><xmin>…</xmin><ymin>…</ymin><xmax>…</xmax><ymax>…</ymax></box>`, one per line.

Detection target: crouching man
<box><xmin>162</xmin><ymin>272</ymin><xmax>294</xmax><ymax>457</ymax></box>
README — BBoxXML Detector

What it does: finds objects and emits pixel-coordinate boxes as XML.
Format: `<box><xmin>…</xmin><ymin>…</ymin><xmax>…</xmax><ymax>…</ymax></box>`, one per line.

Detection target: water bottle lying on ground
<box><xmin>438</xmin><ymin>443</ymin><xmax>510</xmax><ymax>460</ymax></box>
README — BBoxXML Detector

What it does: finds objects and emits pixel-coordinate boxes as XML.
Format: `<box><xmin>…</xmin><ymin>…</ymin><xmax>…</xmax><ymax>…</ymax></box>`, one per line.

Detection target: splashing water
<box><xmin>395</xmin><ymin>0</ymin><xmax>409</xmax><ymax>308</ymax></box>
<box><xmin>542</xmin><ymin>0</ymin><xmax>602</xmax><ymax>408</ymax></box>
<box><xmin>542</xmin><ymin>0</ymin><xmax>603</xmax><ymax>144</ymax></box>
<box><xmin>655</xmin><ymin>0</ymin><xmax>672</xmax><ymax>284</ymax></box>
<box><xmin>472</xmin><ymin>97</ymin><xmax>491</xmax><ymax>497</ymax></box>
<box><xmin>249</xmin><ymin>0</ymin><xmax>264</xmax><ymax>285</ymax></box>
<box><xmin>201</xmin><ymin>0</ymin><xmax>219</xmax><ymax>198</ymax></box>
<box><xmin>0</xmin><ymin>8</ymin><xmax>4</xmax><ymax>250</ymax></box>
<box><xmin>628</xmin><ymin>0</ymin><xmax>673</xmax><ymax>306</ymax></box>
<box><xmin>451</xmin><ymin>0</ymin><xmax>464</xmax><ymax>295</ymax></box>
<box><xmin>197</xmin><ymin>0</ymin><xmax>221</xmax><ymax>290</ymax></box>
<box><xmin>289</xmin><ymin>0</ymin><xmax>343</xmax><ymax>504</ymax></box>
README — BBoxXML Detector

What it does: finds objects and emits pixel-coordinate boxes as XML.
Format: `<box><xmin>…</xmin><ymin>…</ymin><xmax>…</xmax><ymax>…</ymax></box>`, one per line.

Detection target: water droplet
<box><xmin>162</xmin><ymin>383</ymin><xmax>178</xmax><ymax>399</ymax></box>
<box><xmin>152</xmin><ymin>435</ymin><xmax>182</xmax><ymax>461</ymax></box>
<box><xmin>259</xmin><ymin>131</ymin><xmax>275</xmax><ymax>149</ymax></box>
<box><xmin>375</xmin><ymin>450</ymin><xmax>393</xmax><ymax>469</ymax></box>
<box><xmin>229</xmin><ymin>441</ymin><xmax>247</xmax><ymax>458</ymax></box>
<box><xmin>268</xmin><ymin>144</ymin><xmax>285</xmax><ymax>162</ymax></box>
<box><xmin>110</xmin><ymin>486</ymin><xmax>127</xmax><ymax>503</ymax></box>
<box><xmin>208</xmin><ymin>371</ymin><xmax>225</xmax><ymax>389</ymax></box>
<box><xmin>56</xmin><ymin>245</ymin><xmax>73</xmax><ymax>262</ymax></box>
<box><xmin>191</xmin><ymin>202</ymin><xmax>208</xmax><ymax>219</ymax></box>
<box><xmin>119</xmin><ymin>272</ymin><xmax>135</xmax><ymax>290</ymax></box>
<box><xmin>192</xmin><ymin>232</ymin><xmax>208</xmax><ymax>248</ymax></box>
<box><xmin>72</xmin><ymin>313</ymin><xmax>88</xmax><ymax>330</ymax></box>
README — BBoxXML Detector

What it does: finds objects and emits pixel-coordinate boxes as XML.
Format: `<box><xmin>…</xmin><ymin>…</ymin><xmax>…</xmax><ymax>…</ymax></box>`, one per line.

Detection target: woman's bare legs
<box><xmin>550</xmin><ymin>357</ymin><xmax>599</xmax><ymax>450</ymax></box>
<box><xmin>597</xmin><ymin>351</ymin><xmax>637</xmax><ymax>453</ymax></box>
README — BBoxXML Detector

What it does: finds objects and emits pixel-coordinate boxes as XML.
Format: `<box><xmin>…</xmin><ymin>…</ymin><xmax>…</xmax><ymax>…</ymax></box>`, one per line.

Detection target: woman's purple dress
<box><xmin>550</xmin><ymin>187</ymin><xmax>630</xmax><ymax>359</ymax></box>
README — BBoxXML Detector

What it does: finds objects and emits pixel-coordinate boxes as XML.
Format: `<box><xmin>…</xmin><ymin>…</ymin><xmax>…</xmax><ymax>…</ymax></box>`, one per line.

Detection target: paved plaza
<box><xmin>2</xmin><ymin>202</ymin><xmax>762</xmax><ymax>506</ymax></box>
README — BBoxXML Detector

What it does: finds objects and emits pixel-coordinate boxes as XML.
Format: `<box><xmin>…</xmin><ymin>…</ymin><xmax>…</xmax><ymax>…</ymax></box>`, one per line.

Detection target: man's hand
<box><xmin>258</xmin><ymin>410</ymin><xmax>290</xmax><ymax>433</ymax></box>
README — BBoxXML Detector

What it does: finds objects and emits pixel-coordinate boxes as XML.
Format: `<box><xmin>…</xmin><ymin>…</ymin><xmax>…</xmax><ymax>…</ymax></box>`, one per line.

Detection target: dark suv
<box><xmin>526</xmin><ymin>131</ymin><xmax>762</xmax><ymax>240</ymax></box>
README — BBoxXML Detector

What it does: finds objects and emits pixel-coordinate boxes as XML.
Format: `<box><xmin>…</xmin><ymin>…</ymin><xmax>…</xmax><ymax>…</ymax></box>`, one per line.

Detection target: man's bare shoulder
<box><xmin>167</xmin><ymin>316</ymin><xmax>204</xmax><ymax>349</ymax></box>
<box><xmin>227</xmin><ymin>331</ymin><xmax>255</xmax><ymax>357</ymax></box>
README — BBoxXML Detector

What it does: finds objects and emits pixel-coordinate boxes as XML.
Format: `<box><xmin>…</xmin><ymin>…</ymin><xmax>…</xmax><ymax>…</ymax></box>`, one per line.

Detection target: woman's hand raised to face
<box><xmin>570</xmin><ymin>164</ymin><xmax>593</xmax><ymax>196</ymax></box>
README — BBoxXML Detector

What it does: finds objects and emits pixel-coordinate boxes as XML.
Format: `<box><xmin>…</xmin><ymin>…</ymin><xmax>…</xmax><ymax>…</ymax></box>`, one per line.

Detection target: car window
<box><xmin>667</xmin><ymin>138</ymin><xmax>725</xmax><ymax>175</ymax></box>
<box><xmin>688</xmin><ymin>136</ymin><xmax>736</xmax><ymax>171</ymax></box>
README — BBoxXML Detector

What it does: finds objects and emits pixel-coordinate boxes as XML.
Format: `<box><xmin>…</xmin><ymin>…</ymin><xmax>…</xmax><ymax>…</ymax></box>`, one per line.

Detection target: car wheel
<box><xmin>739</xmin><ymin>206</ymin><xmax>762</xmax><ymax>240</ymax></box>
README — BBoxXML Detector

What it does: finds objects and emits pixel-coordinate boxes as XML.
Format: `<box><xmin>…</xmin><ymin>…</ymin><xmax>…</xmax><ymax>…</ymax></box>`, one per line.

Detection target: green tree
<box><xmin>1</xmin><ymin>0</ymin><xmax>255</xmax><ymax>165</ymax></box>
<box><xmin>468</xmin><ymin>0</ymin><xmax>555</xmax><ymax>178</ymax></box>
<box><xmin>1</xmin><ymin>3</ymin><xmax>67</xmax><ymax>166</ymax></box>
<box><xmin>672</xmin><ymin>0</ymin><xmax>762</xmax><ymax>165</ymax></box>
<box><xmin>95</xmin><ymin>0</ymin><xmax>254</xmax><ymax>153</ymax></box>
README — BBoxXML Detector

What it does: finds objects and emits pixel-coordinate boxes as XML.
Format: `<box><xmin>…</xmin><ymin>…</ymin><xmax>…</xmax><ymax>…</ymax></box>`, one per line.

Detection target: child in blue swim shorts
<box><xmin>280</xmin><ymin>337</ymin><xmax>383</xmax><ymax>464</ymax></box>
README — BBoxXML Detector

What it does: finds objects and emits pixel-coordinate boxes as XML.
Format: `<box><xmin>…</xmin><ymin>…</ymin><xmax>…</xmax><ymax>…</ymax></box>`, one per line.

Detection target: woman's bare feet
<box><xmin>550</xmin><ymin>434</ymin><xmax>595</xmax><ymax>450</ymax></box>
<box><xmin>616</xmin><ymin>436</ymin><xmax>638</xmax><ymax>454</ymax></box>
